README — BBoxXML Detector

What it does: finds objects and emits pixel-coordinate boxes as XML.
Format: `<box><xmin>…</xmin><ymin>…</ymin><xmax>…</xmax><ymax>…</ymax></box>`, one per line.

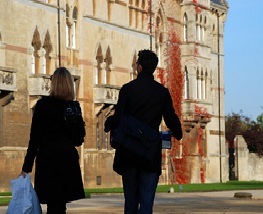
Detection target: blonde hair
<box><xmin>50</xmin><ymin>67</ymin><xmax>75</xmax><ymax>101</ymax></box>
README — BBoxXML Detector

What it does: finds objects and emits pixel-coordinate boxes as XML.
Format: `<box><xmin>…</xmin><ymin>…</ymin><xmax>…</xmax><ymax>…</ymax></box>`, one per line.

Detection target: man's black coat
<box><xmin>105</xmin><ymin>71</ymin><xmax>182</xmax><ymax>175</ymax></box>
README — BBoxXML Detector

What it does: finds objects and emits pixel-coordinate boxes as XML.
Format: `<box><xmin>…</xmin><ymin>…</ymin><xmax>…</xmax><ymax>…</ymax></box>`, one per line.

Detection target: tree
<box><xmin>225</xmin><ymin>112</ymin><xmax>263</xmax><ymax>157</ymax></box>
<box><xmin>225</xmin><ymin>112</ymin><xmax>250</xmax><ymax>144</ymax></box>
<box><xmin>225</xmin><ymin>111</ymin><xmax>263</xmax><ymax>180</ymax></box>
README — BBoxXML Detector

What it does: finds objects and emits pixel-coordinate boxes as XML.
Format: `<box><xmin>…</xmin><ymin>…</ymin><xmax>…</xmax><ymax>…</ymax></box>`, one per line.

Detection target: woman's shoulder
<box><xmin>36</xmin><ymin>96</ymin><xmax>52</xmax><ymax>105</ymax></box>
<box><xmin>36</xmin><ymin>96</ymin><xmax>66</xmax><ymax>108</ymax></box>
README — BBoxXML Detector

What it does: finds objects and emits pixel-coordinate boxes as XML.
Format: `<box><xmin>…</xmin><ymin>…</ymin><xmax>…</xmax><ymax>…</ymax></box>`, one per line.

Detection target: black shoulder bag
<box><xmin>64</xmin><ymin>101</ymin><xmax>86</xmax><ymax>147</ymax></box>
<box><xmin>110</xmin><ymin>113</ymin><xmax>161</xmax><ymax>164</ymax></box>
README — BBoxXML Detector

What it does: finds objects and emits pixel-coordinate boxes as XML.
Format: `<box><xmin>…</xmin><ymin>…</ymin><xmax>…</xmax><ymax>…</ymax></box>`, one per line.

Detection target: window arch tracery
<box><xmin>66</xmin><ymin>4</ymin><xmax>78</xmax><ymax>49</ymax></box>
<box><xmin>183</xmin><ymin>13</ymin><xmax>188</xmax><ymax>42</ymax></box>
<box><xmin>195</xmin><ymin>14</ymin><xmax>206</xmax><ymax>43</ymax></box>
<box><xmin>72</xmin><ymin>6</ymin><xmax>78</xmax><ymax>48</ymax></box>
<box><xmin>105</xmin><ymin>47</ymin><xmax>112</xmax><ymax>84</ymax></box>
<box><xmin>95</xmin><ymin>45</ymin><xmax>104</xmax><ymax>85</ymax></box>
<box><xmin>66</xmin><ymin>4</ymin><xmax>70</xmax><ymax>48</ymax></box>
<box><xmin>184</xmin><ymin>66</ymin><xmax>189</xmax><ymax>99</ymax></box>
<box><xmin>43</xmin><ymin>30</ymin><xmax>53</xmax><ymax>75</ymax></box>
<box><xmin>155</xmin><ymin>9</ymin><xmax>164</xmax><ymax>67</ymax></box>
<box><xmin>196</xmin><ymin>68</ymin><xmax>200</xmax><ymax>99</ymax></box>
<box><xmin>129</xmin><ymin>0</ymin><xmax>147</xmax><ymax>30</ymax></box>
<box><xmin>31</xmin><ymin>27</ymin><xmax>41</xmax><ymax>74</ymax></box>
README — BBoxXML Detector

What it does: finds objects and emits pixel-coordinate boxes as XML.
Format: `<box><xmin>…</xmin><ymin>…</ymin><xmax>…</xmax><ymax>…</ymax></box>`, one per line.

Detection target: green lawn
<box><xmin>156</xmin><ymin>181</ymin><xmax>263</xmax><ymax>192</ymax></box>
<box><xmin>86</xmin><ymin>181</ymin><xmax>263</xmax><ymax>194</ymax></box>
<box><xmin>1</xmin><ymin>181</ymin><xmax>263</xmax><ymax>206</ymax></box>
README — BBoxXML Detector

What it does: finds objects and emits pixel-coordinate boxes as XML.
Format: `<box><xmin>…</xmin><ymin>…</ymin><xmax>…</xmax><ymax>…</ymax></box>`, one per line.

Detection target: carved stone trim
<box><xmin>0</xmin><ymin>67</ymin><xmax>17</xmax><ymax>92</ymax></box>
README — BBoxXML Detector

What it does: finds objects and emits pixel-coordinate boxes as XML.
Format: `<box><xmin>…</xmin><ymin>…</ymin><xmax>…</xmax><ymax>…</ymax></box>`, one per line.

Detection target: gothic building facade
<box><xmin>0</xmin><ymin>0</ymin><xmax>228</xmax><ymax>191</ymax></box>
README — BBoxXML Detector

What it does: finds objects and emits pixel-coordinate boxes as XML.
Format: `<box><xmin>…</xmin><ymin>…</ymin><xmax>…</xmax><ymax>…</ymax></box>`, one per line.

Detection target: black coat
<box><xmin>22</xmin><ymin>97</ymin><xmax>85</xmax><ymax>204</ymax></box>
<box><xmin>105</xmin><ymin>72</ymin><xmax>182</xmax><ymax>175</ymax></box>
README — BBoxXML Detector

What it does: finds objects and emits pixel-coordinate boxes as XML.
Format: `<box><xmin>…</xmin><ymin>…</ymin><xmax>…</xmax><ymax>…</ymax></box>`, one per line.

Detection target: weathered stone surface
<box><xmin>234</xmin><ymin>192</ymin><xmax>252</xmax><ymax>199</ymax></box>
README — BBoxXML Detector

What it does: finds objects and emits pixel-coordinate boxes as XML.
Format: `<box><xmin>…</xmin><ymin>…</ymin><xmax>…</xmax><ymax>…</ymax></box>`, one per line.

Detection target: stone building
<box><xmin>0</xmin><ymin>0</ymin><xmax>228</xmax><ymax>191</ymax></box>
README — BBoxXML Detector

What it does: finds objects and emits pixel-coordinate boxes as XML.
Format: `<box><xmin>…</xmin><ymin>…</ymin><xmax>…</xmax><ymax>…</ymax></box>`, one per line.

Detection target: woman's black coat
<box><xmin>105</xmin><ymin>72</ymin><xmax>182</xmax><ymax>175</ymax></box>
<box><xmin>22</xmin><ymin>97</ymin><xmax>85</xmax><ymax>204</ymax></box>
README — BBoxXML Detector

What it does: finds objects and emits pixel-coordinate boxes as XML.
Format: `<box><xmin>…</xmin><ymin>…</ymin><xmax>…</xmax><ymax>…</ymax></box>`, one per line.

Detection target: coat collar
<box><xmin>137</xmin><ymin>71</ymin><xmax>154</xmax><ymax>79</ymax></box>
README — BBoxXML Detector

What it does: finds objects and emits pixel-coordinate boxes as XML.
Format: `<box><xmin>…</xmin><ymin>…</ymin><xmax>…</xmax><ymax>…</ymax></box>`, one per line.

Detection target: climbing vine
<box><xmin>149</xmin><ymin>0</ymin><xmax>209</xmax><ymax>184</ymax></box>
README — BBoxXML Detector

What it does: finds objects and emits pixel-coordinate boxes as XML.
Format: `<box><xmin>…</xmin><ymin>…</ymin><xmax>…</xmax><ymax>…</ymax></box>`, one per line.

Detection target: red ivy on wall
<box><xmin>151</xmin><ymin>0</ymin><xmax>208</xmax><ymax>184</ymax></box>
<box><xmin>163</xmin><ymin>31</ymin><xmax>188</xmax><ymax>184</ymax></box>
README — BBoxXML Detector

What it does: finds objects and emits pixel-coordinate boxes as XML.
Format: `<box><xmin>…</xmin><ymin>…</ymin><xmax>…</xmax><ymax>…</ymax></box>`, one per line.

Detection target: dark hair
<box><xmin>137</xmin><ymin>49</ymin><xmax>158</xmax><ymax>73</ymax></box>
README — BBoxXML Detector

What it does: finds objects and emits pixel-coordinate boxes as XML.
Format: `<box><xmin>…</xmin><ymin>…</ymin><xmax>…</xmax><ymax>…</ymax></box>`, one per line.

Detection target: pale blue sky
<box><xmin>224</xmin><ymin>0</ymin><xmax>263</xmax><ymax>120</ymax></box>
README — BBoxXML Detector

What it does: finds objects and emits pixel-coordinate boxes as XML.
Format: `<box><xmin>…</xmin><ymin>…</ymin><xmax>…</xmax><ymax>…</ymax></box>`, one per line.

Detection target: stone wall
<box><xmin>236</xmin><ymin>135</ymin><xmax>263</xmax><ymax>181</ymax></box>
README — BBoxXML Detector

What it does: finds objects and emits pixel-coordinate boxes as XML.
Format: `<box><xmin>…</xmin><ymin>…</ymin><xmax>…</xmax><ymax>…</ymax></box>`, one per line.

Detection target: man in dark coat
<box><xmin>104</xmin><ymin>49</ymin><xmax>182</xmax><ymax>214</ymax></box>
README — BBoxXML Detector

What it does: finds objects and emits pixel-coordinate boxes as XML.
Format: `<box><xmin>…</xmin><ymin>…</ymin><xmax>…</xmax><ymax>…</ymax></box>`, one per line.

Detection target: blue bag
<box><xmin>6</xmin><ymin>174</ymin><xmax>42</xmax><ymax>214</ymax></box>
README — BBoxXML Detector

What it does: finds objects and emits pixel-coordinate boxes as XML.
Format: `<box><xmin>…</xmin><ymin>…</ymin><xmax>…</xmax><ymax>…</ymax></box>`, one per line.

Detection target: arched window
<box><xmin>184</xmin><ymin>66</ymin><xmax>189</xmax><ymax>99</ymax></box>
<box><xmin>129</xmin><ymin>0</ymin><xmax>145</xmax><ymax>29</ymax></box>
<box><xmin>204</xmin><ymin>70</ymin><xmax>208</xmax><ymax>99</ymax></box>
<box><xmin>95</xmin><ymin>45</ymin><xmax>103</xmax><ymax>84</ymax></box>
<box><xmin>141</xmin><ymin>0</ymin><xmax>146</xmax><ymax>30</ymax></box>
<box><xmin>183</xmin><ymin>13</ymin><xmax>188</xmax><ymax>41</ymax></box>
<box><xmin>92</xmin><ymin>0</ymin><xmax>96</xmax><ymax>16</ymax></box>
<box><xmin>203</xmin><ymin>16</ymin><xmax>207</xmax><ymax>42</ymax></box>
<box><xmin>105</xmin><ymin>47</ymin><xmax>112</xmax><ymax>84</ymax></box>
<box><xmin>201</xmin><ymin>69</ymin><xmax>204</xmax><ymax>99</ymax></box>
<box><xmin>41</xmin><ymin>48</ymin><xmax>46</xmax><ymax>74</ymax></box>
<box><xmin>197</xmin><ymin>68</ymin><xmax>202</xmax><ymax>99</ymax></box>
<box><xmin>43</xmin><ymin>30</ymin><xmax>53</xmax><ymax>74</ymax></box>
<box><xmin>129</xmin><ymin>0</ymin><xmax>133</xmax><ymax>27</ymax></box>
<box><xmin>155</xmin><ymin>10</ymin><xmax>164</xmax><ymax>67</ymax></box>
<box><xmin>142</xmin><ymin>0</ymin><xmax>145</xmax><ymax>8</ymax></box>
<box><xmin>195</xmin><ymin>14</ymin><xmax>198</xmax><ymax>41</ymax></box>
<box><xmin>72</xmin><ymin>6</ymin><xmax>78</xmax><ymax>49</ymax></box>
<box><xmin>31</xmin><ymin>46</ymin><xmax>35</xmax><ymax>74</ymax></box>
<box><xmin>197</xmin><ymin>24</ymin><xmax>201</xmax><ymax>41</ymax></box>
<box><xmin>135</xmin><ymin>0</ymin><xmax>139</xmax><ymax>28</ymax></box>
<box><xmin>66</xmin><ymin>4</ymin><xmax>70</xmax><ymax>48</ymax></box>
<box><xmin>31</xmin><ymin>27</ymin><xmax>41</xmax><ymax>74</ymax></box>
<box><xmin>66</xmin><ymin>5</ymin><xmax>77</xmax><ymax>48</ymax></box>
<box><xmin>196</xmin><ymin>14</ymin><xmax>206</xmax><ymax>43</ymax></box>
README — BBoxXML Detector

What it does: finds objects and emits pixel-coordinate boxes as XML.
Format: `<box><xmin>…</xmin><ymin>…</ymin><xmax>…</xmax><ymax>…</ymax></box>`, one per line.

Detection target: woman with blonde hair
<box><xmin>20</xmin><ymin>67</ymin><xmax>85</xmax><ymax>214</ymax></box>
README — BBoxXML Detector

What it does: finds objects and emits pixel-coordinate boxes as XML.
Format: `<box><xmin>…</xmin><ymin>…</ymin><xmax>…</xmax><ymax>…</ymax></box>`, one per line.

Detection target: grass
<box><xmin>1</xmin><ymin>181</ymin><xmax>263</xmax><ymax>206</ymax></box>
<box><xmin>85</xmin><ymin>181</ymin><xmax>263</xmax><ymax>194</ymax></box>
<box><xmin>156</xmin><ymin>181</ymin><xmax>263</xmax><ymax>192</ymax></box>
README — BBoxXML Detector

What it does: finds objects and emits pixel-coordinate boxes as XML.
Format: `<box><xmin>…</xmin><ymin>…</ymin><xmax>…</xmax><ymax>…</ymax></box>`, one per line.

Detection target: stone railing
<box><xmin>29</xmin><ymin>74</ymin><xmax>51</xmax><ymax>96</ymax></box>
<box><xmin>0</xmin><ymin>67</ymin><xmax>16</xmax><ymax>92</ymax></box>
<box><xmin>94</xmin><ymin>84</ymin><xmax>120</xmax><ymax>105</ymax></box>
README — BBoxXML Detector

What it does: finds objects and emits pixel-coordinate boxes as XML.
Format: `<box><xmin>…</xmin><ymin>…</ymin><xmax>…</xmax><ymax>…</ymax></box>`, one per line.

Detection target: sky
<box><xmin>224</xmin><ymin>0</ymin><xmax>263</xmax><ymax>120</ymax></box>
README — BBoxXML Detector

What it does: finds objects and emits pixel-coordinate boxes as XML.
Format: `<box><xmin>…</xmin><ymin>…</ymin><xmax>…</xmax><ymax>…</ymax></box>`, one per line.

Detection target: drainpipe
<box><xmin>217</xmin><ymin>11</ymin><xmax>222</xmax><ymax>183</ymax></box>
<box><xmin>149</xmin><ymin>0</ymin><xmax>152</xmax><ymax>50</ymax></box>
<box><xmin>57</xmin><ymin>0</ymin><xmax>61</xmax><ymax>67</ymax></box>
